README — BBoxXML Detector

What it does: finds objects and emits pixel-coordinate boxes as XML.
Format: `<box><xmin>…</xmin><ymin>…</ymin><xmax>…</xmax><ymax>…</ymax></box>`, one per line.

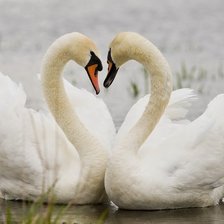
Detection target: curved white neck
<box><xmin>121</xmin><ymin>40</ymin><xmax>172</xmax><ymax>153</ymax></box>
<box><xmin>41</xmin><ymin>39</ymin><xmax>107</xmax><ymax>201</ymax></box>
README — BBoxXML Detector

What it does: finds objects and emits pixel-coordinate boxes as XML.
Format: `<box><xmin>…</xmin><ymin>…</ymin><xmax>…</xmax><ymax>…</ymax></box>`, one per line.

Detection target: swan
<box><xmin>103</xmin><ymin>32</ymin><xmax>224</xmax><ymax>210</ymax></box>
<box><xmin>0</xmin><ymin>32</ymin><xmax>115</xmax><ymax>204</ymax></box>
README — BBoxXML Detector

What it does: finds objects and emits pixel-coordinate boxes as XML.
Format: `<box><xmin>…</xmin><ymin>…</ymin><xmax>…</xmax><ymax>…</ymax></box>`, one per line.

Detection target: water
<box><xmin>1</xmin><ymin>199</ymin><xmax>224</xmax><ymax>223</ymax></box>
<box><xmin>0</xmin><ymin>0</ymin><xmax>224</xmax><ymax>125</ymax></box>
<box><xmin>0</xmin><ymin>0</ymin><xmax>224</xmax><ymax>222</ymax></box>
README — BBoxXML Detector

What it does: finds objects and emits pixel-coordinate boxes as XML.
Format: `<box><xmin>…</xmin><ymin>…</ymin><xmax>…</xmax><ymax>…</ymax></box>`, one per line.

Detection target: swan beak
<box><xmin>103</xmin><ymin>61</ymin><xmax>119</xmax><ymax>88</ymax></box>
<box><xmin>85</xmin><ymin>64</ymin><xmax>100</xmax><ymax>95</ymax></box>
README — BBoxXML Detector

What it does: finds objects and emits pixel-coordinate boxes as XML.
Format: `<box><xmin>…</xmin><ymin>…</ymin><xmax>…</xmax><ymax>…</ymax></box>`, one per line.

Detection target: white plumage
<box><xmin>115</xmin><ymin>88</ymin><xmax>196</xmax><ymax>145</ymax></box>
<box><xmin>0</xmin><ymin>33</ymin><xmax>115</xmax><ymax>204</ymax></box>
<box><xmin>104</xmin><ymin>32</ymin><xmax>224</xmax><ymax>210</ymax></box>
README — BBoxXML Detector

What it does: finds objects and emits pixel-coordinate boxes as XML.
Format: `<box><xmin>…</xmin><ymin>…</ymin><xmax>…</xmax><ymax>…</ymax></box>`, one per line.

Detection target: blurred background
<box><xmin>0</xmin><ymin>0</ymin><xmax>223</xmax><ymax>127</ymax></box>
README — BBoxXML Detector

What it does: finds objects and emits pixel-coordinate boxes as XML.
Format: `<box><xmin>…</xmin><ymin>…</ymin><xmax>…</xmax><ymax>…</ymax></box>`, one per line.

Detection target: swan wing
<box><xmin>140</xmin><ymin>94</ymin><xmax>224</xmax><ymax>193</ymax></box>
<box><xmin>165</xmin><ymin>88</ymin><xmax>197</xmax><ymax>120</ymax></box>
<box><xmin>0</xmin><ymin>73</ymin><xmax>80</xmax><ymax>201</ymax></box>
<box><xmin>116</xmin><ymin>88</ymin><xmax>197</xmax><ymax>143</ymax></box>
<box><xmin>170</xmin><ymin>94</ymin><xmax>224</xmax><ymax>191</ymax></box>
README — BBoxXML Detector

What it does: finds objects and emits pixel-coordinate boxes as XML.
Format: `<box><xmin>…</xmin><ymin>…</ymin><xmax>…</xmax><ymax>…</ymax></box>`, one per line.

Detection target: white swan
<box><xmin>0</xmin><ymin>32</ymin><xmax>115</xmax><ymax>204</ymax></box>
<box><xmin>103</xmin><ymin>32</ymin><xmax>224</xmax><ymax>210</ymax></box>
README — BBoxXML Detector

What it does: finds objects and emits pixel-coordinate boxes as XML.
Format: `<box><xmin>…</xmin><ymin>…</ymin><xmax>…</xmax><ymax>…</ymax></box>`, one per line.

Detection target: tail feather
<box><xmin>166</xmin><ymin>88</ymin><xmax>197</xmax><ymax>120</ymax></box>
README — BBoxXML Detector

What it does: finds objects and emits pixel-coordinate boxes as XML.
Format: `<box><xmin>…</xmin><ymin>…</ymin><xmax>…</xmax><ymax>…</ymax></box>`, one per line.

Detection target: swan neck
<box><xmin>41</xmin><ymin>40</ymin><xmax>108</xmax><ymax>199</ymax></box>
<box><xmin>125</xmin><ymin>40</ymin><xmax>172</xmax><ymax>153</ymax></box>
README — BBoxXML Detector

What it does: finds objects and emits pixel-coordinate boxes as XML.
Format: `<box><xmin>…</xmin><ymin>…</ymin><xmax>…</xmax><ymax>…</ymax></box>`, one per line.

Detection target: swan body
<box><xmin>0</xmin><ymin>33</ymin><xmax>115</xmax><ymax>204</ymax></box>
<box><xmin>104</xmin><ymin>32</ymin><xmax>224</xmax><ymax>210</ymax></box>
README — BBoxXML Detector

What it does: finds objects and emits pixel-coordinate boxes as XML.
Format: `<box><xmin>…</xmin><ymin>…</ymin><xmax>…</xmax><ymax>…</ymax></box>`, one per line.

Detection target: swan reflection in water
<box><xmin>1</xmin><ymin>199</ymin><xmax>224</xmax><ymax>224</ymax></box>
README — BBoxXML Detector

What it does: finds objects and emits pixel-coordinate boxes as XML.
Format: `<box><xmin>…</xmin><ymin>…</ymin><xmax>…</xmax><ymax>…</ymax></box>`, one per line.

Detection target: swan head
<box><xmin>71</xmin><ymin>33</ymin><xmax>103</xmax><ymax>94</ymax></box>
<box><xmin>84</xmin><ymin>50</ymin><xmax>102</xmax><ymax>95</ymax></box>
<box><xmin>50</xmin><ymin>32</ymin><xmax>103</xmax><ymax>94</ymax></box>
<box><xmin>104</xmin><ymin>32</ymin><xmax>146</xmax><ymax>88</ymax></box>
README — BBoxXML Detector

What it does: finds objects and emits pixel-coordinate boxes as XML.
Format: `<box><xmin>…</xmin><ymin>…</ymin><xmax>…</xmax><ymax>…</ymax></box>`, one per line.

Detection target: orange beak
<box><xmin>86</xmin><ymin>64</ymin><xmax>100</xmax><ymax>94</ymax></box>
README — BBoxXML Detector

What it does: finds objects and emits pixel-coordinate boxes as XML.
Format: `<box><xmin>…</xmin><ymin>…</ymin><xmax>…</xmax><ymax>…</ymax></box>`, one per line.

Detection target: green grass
<box><xmin>2</xmin><ymin>192</ymin><xmax>70</xmax><ymax>224</ymax></box>
<box><xmin>1</xmin><ymin>187</ymin><xmax>109</xmax><ymax>223</ymax></box>
<box><xmin>134</xmin><ymin>63</ymin><xmax>224</xmax><ymax>97</ymax></box>
<box><xmin>2</xmin><ymin>199</ymin><xmax>109</xmax><ymax>224</ymax></box>
<box><xmin>128</xmin><ymin>67</ymin><xmax>148</xmax><ymax>98</ymax></box>
<box><xmin>173</xmin><ymin>62</ymin><xmax>223</xmax><ymax>94</ymax></box>
<box><xmin>129</xmin><ymin>81</ymin><xmax>140</xmax><ymax>98</ymax></box>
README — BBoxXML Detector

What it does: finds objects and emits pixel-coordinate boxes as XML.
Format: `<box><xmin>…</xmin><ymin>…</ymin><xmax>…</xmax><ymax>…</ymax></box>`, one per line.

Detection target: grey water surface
<box><xmin>1</xmin><ymin>199</ymin><xmax>224</xmax><ymax>223</ymax></box>
<box><xmin>0</xmin><ymin>0</ymin><xmax>223</xmax><ymax>126</ymax></box>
